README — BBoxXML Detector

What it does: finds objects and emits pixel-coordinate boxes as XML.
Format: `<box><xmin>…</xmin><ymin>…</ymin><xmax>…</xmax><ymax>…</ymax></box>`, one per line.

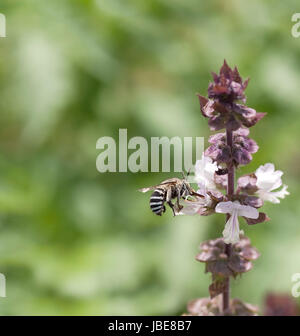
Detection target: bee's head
<box><xmin>181</xmin><ymin>169</ymin><xmax>191</xmax><ymax>181</ymax></box>
<box><xmin>181</xmin><ymin>170</ymin><xmax>204</xmax><ymax>198</ymax></box>
<box><xmin>181</xmin><ymin>170</ymin><xmax>195</xmax><ymax>196</ymax></box>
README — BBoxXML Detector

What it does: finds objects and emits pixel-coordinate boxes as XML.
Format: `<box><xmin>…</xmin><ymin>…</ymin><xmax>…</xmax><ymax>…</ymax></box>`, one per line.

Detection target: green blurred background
<box><xmin>0</xmin><ymin>0</ymin><xmax>299</xmax><ymax>315</ymax></box>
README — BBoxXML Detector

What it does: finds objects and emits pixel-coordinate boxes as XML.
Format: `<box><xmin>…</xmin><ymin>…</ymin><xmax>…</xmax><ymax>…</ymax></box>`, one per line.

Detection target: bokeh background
<box><xmin>0</xmin><ymin>0</ymin><xmax>299</xmax><ymax>315</ymax></box>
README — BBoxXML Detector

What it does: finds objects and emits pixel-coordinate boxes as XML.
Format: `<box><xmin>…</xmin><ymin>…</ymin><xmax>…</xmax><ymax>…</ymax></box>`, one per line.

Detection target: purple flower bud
<box><xmin>207</xmin><ymin>60</ymin><xmax>249</xmax><ymax>103</ymax></box>
<box><xmin>244</xmin><ymin>212</ymin><xmax>270</xmax><ymax>225</ymax></box>
<box><xmin>214</xmin><ymin>173</ymin><xmax>228</xmax><ymax>189</ymax></box>
<box><xmin>232</xmin><ymin>145</ymin><xmax>253</xmax><ymax>165</ymax></box>
<box><xmin>184</xmin><ymin>296</ymin><xmax>258</xmax><ymax>316</ymax></box>
<box><xmin>205</xmin><ymin>128</ymin><xmax>258</xmax><ymax>166</ymax></box>
<box><xmin>197</xmin><ymin>61</ymin><xmax>266</xmax><ymax>131</ymax></box>
<box><xmin>204</xmin><ymin>143</ymin><xmax>231</xmax><ymax>164</ymax></box>
<box><xmin>208</xmin><ymin>132</ymin><xmax>225</xmax><ymax>144</ymax></box>
<box><xmin>196</xmin><ymin>236</ymin><xmax>260</xmax><ymax>278</ymax></box>
<box><xmin>238</xmin><ymin>195</ymin><xmax>263</xmax><ymax>209</ymax></box>
<box><xmin>237</xmin><ymin>173</ymin><xmax>258</xmax><ymax>194</ymax></box>
<box><xmin>232</xmin><ymin>104</ymin><xmax>266</xmax><ymax>129</ymax></box>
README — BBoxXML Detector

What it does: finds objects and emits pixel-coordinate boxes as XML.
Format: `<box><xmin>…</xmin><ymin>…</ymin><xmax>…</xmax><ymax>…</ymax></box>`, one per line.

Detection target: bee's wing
<box><xmin>138</xmin><ymin>178</ymin><xmax>179</xmax><ymax>193</ymax></box>
<box><xmin>138</xmin><ymin>186</ymin><xmax>156</xmax><ymax>193</ymax></box>
<box><xmin>158</xmin><ymin>178</ymin><xmax>180</xmax><ymax>185</ymax></box>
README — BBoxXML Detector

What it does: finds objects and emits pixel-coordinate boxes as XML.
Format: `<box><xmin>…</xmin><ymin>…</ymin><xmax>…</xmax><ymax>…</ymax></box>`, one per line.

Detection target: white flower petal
<box><xmin>216</xmin><ymin>201</ymin><xmax>259</xmax><ymax>244</ymax></box>
<box><xmin>256</xmin><ymin>173</ymin><xmax>282</xmax><ymax>191</ymax></box>
<box><xmin>256</xmin><ymin>163</ymin><xmax>275</xmax><ymax>175</ymax></box>
<box><xmin>257</xmin><ymin>185</ymin><xmax>289</xmax><ymax>204</ymax></box>
<box><xmin>180</xmin><ymin>190</ymin><xmax>213</xmax><ymax>216</ymax></box>
<box><xmin>179</xmin><ymin>202</ymin><xmax>201</xmax><ymax>215</ymax></box>
<box><xmin>215</xmin><ymin>201</ymin><xmax>234</xmax><ymax>214</ymax></box>
<box><xmin>255</xmin><ymin>163</ymin><xmax>285</xmax><ymax>193</ymax></box>
<box><xmin>257</xmin><ymin>190</ymin><xmax>279</xmax><ymax>204</ymax></box>
<box><xmin>196</xmin><ymin>181</ymin><xmax>206</xmax><ymax>193</ymax></box>
<box><xmin>237</xmin><ymin>204</ymin><xmax>259</xmax><ymax>219</ymax></box>
<box><xmin>223</xmin><ymin>211</ymin><xmax>240</xmax><ymax>244</ymax></box>
<box><xmin>274</xmin><ymin>184</ymin><xmax>290</xmax><ymax>198</ymax></box>
<box><xmin>194</xmin><ymin>154</ymin><xmax>218</xmax><ymax>190</ymax></box>
<box><xmin>270</xmin><ymin>177</ymin><xmax>283</xmax><ymax>191</ymax></box>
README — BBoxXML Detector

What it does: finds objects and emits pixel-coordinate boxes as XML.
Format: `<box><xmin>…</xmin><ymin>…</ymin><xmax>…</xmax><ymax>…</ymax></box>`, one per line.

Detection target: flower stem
<box><xmin>226</xmin><ymin>129</ymin><xmax>235</xmax><ymax>198</ymax></box>
<box><xmin>222</xmin><ymin>239</ymin><xmax>232</xmax><ymax>312</ymax></box>
<box><xmin>222</xmin><ymin>128</ymin><xmax>235</xmax><ymax>313</ymax></box>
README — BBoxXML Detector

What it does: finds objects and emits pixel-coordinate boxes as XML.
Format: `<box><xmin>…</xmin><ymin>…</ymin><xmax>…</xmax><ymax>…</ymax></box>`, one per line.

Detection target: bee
<box><xmin>139</xmin><ymin>174</ymin><xmax>202</xmax><ymax>216</ymax></box>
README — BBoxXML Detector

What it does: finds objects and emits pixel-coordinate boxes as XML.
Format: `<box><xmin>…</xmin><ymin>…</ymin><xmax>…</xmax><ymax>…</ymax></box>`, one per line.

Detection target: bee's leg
<box><xmin>167</xmin><ymin>201</ymin><xmax>176</xmax><ymax>216</ymax></box>
<box><xmin>166</xmin><ymin>188</ymin><xmax>176</xmax><ymax>216</ymax></box>
<box><xmin>176</xmin><ymin>187</ymin><xmax>183</xmax><ymax>212</ymax></box>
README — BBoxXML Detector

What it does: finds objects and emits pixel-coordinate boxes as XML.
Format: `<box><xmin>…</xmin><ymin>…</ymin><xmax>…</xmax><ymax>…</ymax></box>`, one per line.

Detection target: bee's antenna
<box><xmin>181</xmin><ymin>171</ymin><xmax>186</xmax><ymax>179</ymax></box>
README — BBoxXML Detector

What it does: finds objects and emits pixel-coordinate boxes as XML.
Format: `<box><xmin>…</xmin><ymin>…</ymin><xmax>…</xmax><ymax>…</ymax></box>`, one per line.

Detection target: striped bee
<box><xmin>139</xmin><ymin>175</ymin><xmax>202</xmax><ymax>216</ymax></box>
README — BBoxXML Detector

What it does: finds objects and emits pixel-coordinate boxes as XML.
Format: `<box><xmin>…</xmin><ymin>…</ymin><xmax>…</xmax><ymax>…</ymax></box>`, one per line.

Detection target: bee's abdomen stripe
<box><xmin>150</xmin><ymin>188</ymin><xmax>166</xmax><ymax>215</ymax></box>
<box><xmin>150</xmin><ymin>202</ymin><xmax>163</xmax><ymax>209</ymax></box>
<box><xmin>150</xmin><ymin>202</ymin><xmax>162</xmax><ymax>207</ymax></box>
<box><xmin>154</xmin><ymin>189</ymin><xmax>165</xmax><ymax>196</ymax></box>
<box><xmin>149</xmin><ymin>189</ymin><xmax>165</xmax><ymax>215</ymax></box>
<box><xmin>151</xmin><ymin>205</ymin><xmax>162</xmax><ymax>211</ymax></box>
<box><xmin>153</xmin><ymin>208</ymin><xmax>163</xmax><ymax>215</ymax></box>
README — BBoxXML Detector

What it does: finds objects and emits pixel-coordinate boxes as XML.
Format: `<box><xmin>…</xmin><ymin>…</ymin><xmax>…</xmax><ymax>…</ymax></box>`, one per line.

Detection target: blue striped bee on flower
<box><xmin>139</xmin><ymin>174</ymin><xmax>202</xmax><ymax>216</ymax></box>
